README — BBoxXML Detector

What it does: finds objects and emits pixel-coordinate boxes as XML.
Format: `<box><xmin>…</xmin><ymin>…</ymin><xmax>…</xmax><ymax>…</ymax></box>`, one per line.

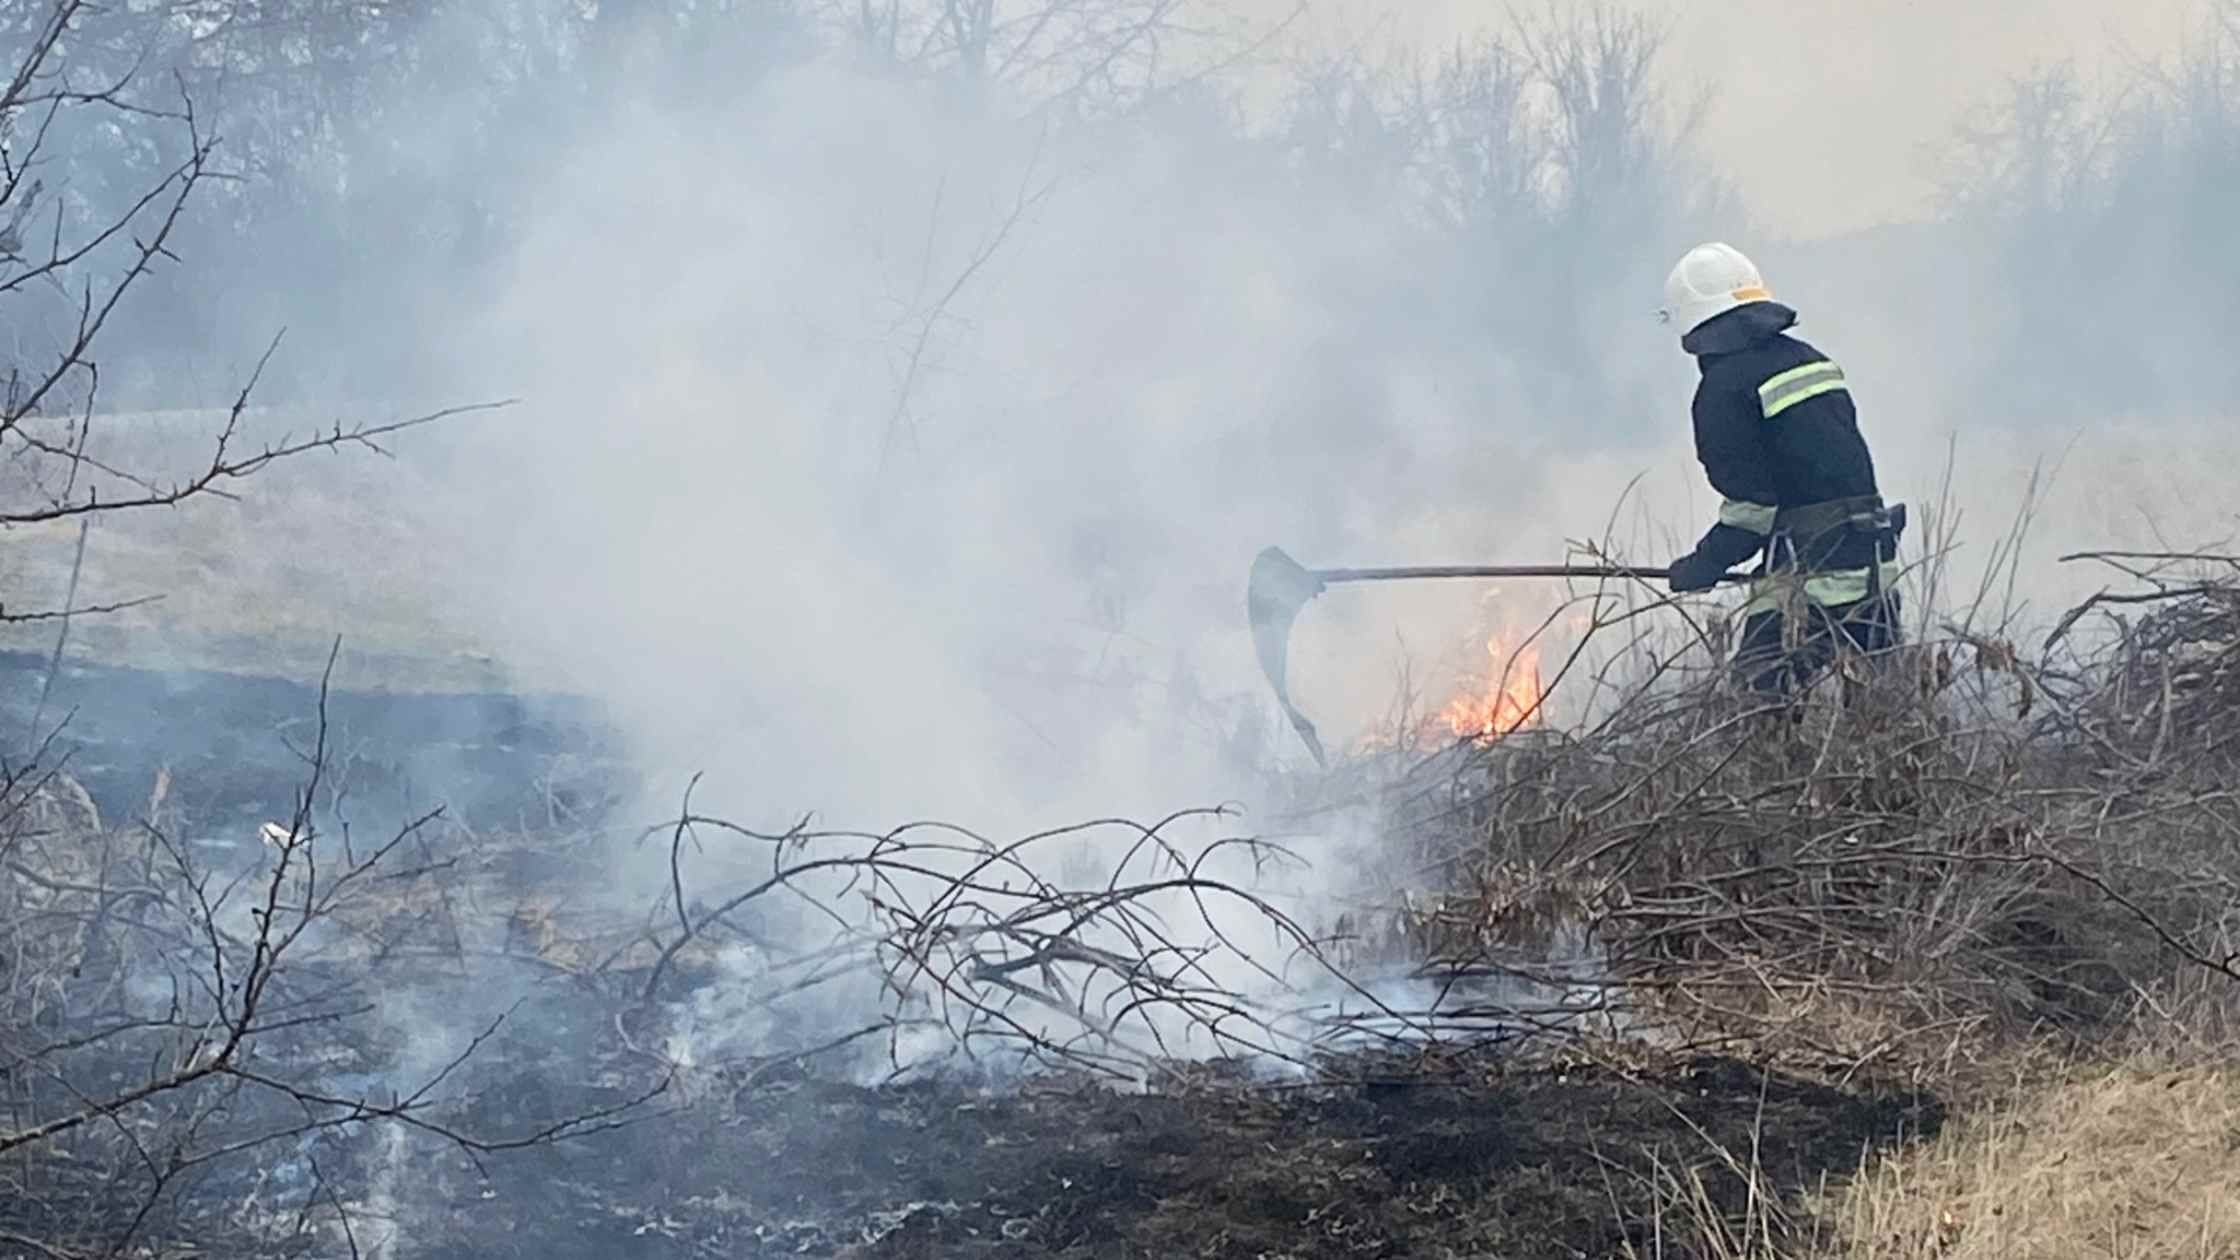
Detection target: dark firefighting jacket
<box><xmin>1678</xmin><ymin>301</ymin><xmax>1896</xmax><ymax>610</ymax></box>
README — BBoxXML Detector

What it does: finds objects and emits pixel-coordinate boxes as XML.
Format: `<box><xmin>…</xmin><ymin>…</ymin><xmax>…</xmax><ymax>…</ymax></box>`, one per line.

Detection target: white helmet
<box><xmin>1658</xmin><ymin>242</ymin><xmax>1774</xmax><ymax>337</ymax></box>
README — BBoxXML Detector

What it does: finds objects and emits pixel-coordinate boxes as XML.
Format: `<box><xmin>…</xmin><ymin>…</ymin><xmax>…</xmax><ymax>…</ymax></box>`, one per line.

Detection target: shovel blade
<box><xmin>1247</xmin><ymin>546</ymin><xmax>1329</xmax><ymax>767</ymax></box>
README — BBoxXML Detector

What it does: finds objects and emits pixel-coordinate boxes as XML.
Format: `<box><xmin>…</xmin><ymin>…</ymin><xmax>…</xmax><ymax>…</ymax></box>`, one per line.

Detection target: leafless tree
<box><xmin>1</xmin><ymin>0</ymin><xmax>500</xmax><ymax>546</ymax></box>
<box><xmin>0</xmin><ymin>7</ymin><xmax>582</xmax><ymax>1249</ymax></box>
<box><xmin>1940</xmin><ymin>62</ymin><xmax>2116</xmax><ymax>220</ymax></box>
<box><xmin>814</xmin><ymin>0</ymin><xmax>1300</xmax><ymax>117</ymax></box>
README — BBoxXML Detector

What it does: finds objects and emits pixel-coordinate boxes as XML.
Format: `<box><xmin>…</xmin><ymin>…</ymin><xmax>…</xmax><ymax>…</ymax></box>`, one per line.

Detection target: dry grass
<box><xmin>1316</xmin><ymin>486</ymin><xmax>2240</xmax><ymax>1257</ymax></box>
<box><xmin>1327</xmin><ymin>476</ymin><xmax>2240</xmax><ymax>1053</ymax></box>
<box><xmin>1829</xmin><ymin>1055</ymin><xmax>2240</xmax><ymax>1259</ymax></box>
<box><xmin>1599</xmin><ymin>1051</ymin><xmax>2240</xmax><ymax>1260</ymax></box>
<box><xmin>0</xmin><ymin>411</ymin><xmax>501</xmax><ymax>689</ymax></box>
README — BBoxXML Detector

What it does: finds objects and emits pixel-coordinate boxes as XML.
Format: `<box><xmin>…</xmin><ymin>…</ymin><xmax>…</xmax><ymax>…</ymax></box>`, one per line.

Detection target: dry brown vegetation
<box><xmin>14</xmin><ymin>509</ymin><xmax>2240</xmax><ymax>1256</ymax></box>
<box><xmin>1268</xmin><ymin>513</ymin><xmax>2240</xmax><ymax>1257</ymax></box>
<box><xmin>6</xmin><ymin>0</ymin><xmax>2238</xmax><ymax>1251</ymax></box>
<box><xmin>1833</xmin><ymin>1056</ymin><xmax>2240</xmax><ymax>1260</ymax></box>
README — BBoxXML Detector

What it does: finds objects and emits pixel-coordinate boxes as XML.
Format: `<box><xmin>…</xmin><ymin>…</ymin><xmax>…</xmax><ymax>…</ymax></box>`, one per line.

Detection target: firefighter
<box><xmin>1657</xmin><ymin>242</ymin><xmax>1904</xmax><ymax>696</ymax></box>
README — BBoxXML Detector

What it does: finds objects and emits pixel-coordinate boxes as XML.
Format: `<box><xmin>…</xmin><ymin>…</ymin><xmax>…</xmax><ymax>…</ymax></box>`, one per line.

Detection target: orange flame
<box><xmin>1439</xmin><ymin>633</ymin><xmax>1544</xmax><ymax>741</ymax></box>
<box><xmin>1346</xmin><ymin>625</ymin><xmax>1549</xmax><ymax>757</ymax></box>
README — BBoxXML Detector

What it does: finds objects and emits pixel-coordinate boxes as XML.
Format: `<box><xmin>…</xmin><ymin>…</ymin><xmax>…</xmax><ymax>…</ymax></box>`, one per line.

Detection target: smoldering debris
<box><xmin>15</xmin><ymin>553</ymin><xmax>2240</xmax><ymax>1258</ymax></box>
<box><xmin>386</xmin><ymin>1047</ymin><xmax>1938</xmax><ymax>1260</ymax></box>
<box><xmin>12</xmin><ymin>0</ymin><xmax>2240</xmax><ymax>1254</ymax></box>
<box><xmin>0</xmin><ymin>656</ymin><xmax>1621</xmax><ymax>1258</ymax></box>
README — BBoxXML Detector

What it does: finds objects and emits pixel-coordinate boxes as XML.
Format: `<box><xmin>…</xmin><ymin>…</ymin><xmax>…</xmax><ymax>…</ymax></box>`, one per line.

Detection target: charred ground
<box><xmin>0</xmin><ymin>653</ymin><xmax>1944</xmax><ymax>1260</ymax></box>
<box><xmin>415</xmin><ymin>1049</ymin><xmax>1936</xmax><ymax>1260</ymax></box>
<box><xmin>0</xmin><ymin>649</ymin><xmax>616</xmax><ymax>833</ymax></box>
<box><xmin>10</xmin><ymin>549</ymin><xmax>2240</xmax><ymax>1260</ymax></box>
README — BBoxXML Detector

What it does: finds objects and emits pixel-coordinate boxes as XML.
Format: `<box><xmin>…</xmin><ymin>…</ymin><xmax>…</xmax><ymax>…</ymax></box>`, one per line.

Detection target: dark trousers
<box><xmin>1732</xmin><ymin>591</ymin><xmax>1903</xmax><ymax>697</ymax></box>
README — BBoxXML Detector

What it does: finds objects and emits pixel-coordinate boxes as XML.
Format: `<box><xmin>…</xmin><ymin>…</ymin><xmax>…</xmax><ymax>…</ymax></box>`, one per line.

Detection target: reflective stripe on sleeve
<box><xmin>1717</xmin><ymin>498</ymin><xmax>1779</xmax><ymax>536</ymax></box>
<box><xmin>1758</xmin><ymin>360</ymin><xmax>1847</xmax><ymax>419</ymax></box>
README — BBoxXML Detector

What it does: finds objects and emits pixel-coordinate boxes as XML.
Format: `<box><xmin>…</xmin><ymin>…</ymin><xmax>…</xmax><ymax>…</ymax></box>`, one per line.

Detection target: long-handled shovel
<box><xmin>1247</xmin><ymin>545</ymin><xmax>1747</xmax><ymax>766</ymax></box>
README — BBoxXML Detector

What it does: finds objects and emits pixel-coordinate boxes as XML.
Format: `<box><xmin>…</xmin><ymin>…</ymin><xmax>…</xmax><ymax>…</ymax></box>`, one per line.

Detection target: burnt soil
<box><xmin>399</xmin><ymin>1050</ymin><xmax>1941</xmax><ymax>1260</ymax></box>
<box><xmin>0</xmin><ymin>658</ymin><xmax>1944</xmax><ymax>1259</ymax></box>
<box><xmin>0</xmin><ymin>649</ymin><xmax>617</xmax><ymax>831</ymax></box>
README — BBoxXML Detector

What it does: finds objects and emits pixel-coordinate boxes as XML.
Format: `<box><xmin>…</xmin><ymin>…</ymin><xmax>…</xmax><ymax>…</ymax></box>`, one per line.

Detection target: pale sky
<box><xmin>1255</xmin><ymin>0</ymin><xmax>2199</xmax><ymax>239</ymax></box>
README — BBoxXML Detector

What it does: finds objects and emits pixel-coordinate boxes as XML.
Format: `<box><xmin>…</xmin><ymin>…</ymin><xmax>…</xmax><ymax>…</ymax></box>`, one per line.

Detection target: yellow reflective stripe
<box><xmin>1758</xmin><ymin>360</ymin><xmax>1847</xmax><ymax>419</ymax></box>
<box><xmin>1741</xmin><ymin>561</ymin><xmax>1902</xmax><ymax>616</ymax></box>
<box><xmin>1800</xmin><ymin>567</ymin><xmax>1881</xmax><ymax>606</ymax></box>
<box><xmin>1718</xmin><ymin>499</ymin><xmax>1778</xmax><ymax>535</ymax></box>
<box><xmin>1742</xmin><ymin>587</ymin><xmax>1779</xmax><ymax>617</ymax></box>
<box><xmin>1759</xmin><ymin>361</ymin><xmax>1838</xmax><ymax>395</ymax></box>
<box><xmin>1764</xmin><ymin>379</ymin><xmax>1847</xmax><ymax>418</ymax></box>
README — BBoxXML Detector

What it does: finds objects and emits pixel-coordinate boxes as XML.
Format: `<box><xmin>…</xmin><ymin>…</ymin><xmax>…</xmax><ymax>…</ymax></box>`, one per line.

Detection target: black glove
<box><xmin>1667</xmin><ymin>552</ymin><xmax>1723</xmax><ymax>593</ymax></box>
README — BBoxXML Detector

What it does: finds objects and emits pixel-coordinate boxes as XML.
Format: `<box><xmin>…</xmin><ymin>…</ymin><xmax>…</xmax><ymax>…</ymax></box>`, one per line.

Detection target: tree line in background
<box><xmin>10</xmin><ymin>3</ymin><xmax>2240</xmax><ymax>1251</ymax></box>
<box><xmin>3</xmin><ymin>0</ymin><xmax>1725</xmax><ymax>425</ymax></box>
<box><xmin>1938</xmin><ymin>0</ymin><xmax>2240</xmax><ymax>423</ymax></box>
<box><xmin>7</xmin><ymin>0</ymin><xmax>2240</xmax><ymax>505</ymax></box>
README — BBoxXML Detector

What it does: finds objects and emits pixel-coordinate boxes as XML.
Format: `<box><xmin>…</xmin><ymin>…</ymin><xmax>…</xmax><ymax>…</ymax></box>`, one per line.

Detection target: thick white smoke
<box><xmin>410</xmin><ymin>60</ymin><xmax>1687</xmax><ymax>837</ymax></box>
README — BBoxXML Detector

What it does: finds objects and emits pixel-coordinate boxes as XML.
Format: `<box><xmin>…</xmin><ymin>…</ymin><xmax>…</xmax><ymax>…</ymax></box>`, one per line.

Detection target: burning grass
<box><xmin>1256</xmin><ymin>532</ymin><xmax>2240</xmax><ymax>1257</ymax></box>
<box><xmin>1439</xmin><ymin>630</ymin><xmax>1548</xmax><ymax>743</ymax></box>
<box><xmin>1342</xmin><ymin>542</ymin><xmax>2240</xmax><ymax>1070</ymax></box>
<box><xmin>10</xmin><ymin>520</ymin><xmax>2240</xmax><ymax>1256</ymax></box>
<box><xmin>0</xmin><ymin>636</ymin><xmax>1943</xmax><ymax>1258</ymax></box>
